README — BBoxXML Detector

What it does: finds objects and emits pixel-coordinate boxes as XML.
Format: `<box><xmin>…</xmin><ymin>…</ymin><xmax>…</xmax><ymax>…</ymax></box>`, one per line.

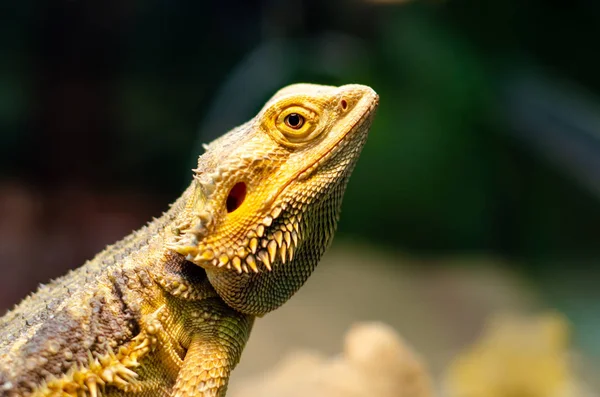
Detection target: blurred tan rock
<box><xmin>229</xmin><ymin>322</ymin><xmax>434</xmax><ymax>397</ymax></box>
<box><xmin>443</xmin><ymin>311</ymin><xmax>590</xmax><ymax>397</ymax></box>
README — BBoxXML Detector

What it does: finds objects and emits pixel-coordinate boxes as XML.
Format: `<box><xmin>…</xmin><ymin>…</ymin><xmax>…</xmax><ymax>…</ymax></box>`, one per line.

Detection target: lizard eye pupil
<box><xmin>226</xmin><ymin>182</ymin><xmax>247</xmax><ymax>213</ymax></box>
<box><xmin>285</xmin><ymin>113</ymin><xmax>304</xmax><ymax>129</ymax></box>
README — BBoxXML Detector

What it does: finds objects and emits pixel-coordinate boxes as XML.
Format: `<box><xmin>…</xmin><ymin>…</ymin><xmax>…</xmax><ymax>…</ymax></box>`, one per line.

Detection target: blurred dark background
<box><xmin>1</xmin><ymin>0</ymin><xmax>599</xmax><ymax>386</ymax></box>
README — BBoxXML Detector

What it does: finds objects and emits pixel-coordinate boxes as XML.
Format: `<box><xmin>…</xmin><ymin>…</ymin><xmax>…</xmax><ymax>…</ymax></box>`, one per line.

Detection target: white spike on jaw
<box><xmin>284</xmin><ymin>231</ymin><xmax>292</xmax><ymax>248</ymax></box>
<box><xmin>271</xmin><ymin>206</ymin><xmax>282</xmax><ymax>219</ymax></box>
<box><xmin>197</xmin><ymin>211</ymin><xmax>213</xmax><ymax>226</ymax></box>
<box><xmin>267</xmin><ymin>240</ymin><xmax>277</xmax><ymax>262</ymax></box>
<box><xmin>182</xmin><ymin>209</ymin><xmax>214</xmax><ymax>239</ymax></box>
<box><xmin>257</xmin><ymin>250</ymin><xmax>271</xmax><ymax>271</ymax></box>
<box><xmin>213</xmin><ymin>166</ymin><xmax>229</xmax><ymax>181</ymax></box>
<box><xmin>232</xmin><ymin>257</ymin><xmax>242</xmax><ymax>273</ymax></box>
<box><xmin>200</xmin><ymin>250</ymin><xmax>215</xmax><ymax>261</ymax></box>
<box><xmin>189</xmin><ymin>222</ymin><xmax>207</xmax><ymax>237</ymax></box>
<box><xmin>249</xmin><ymin>238</ymin><xmax>258</xmax><ymax>254</ymax></box>
<box><xmin>192</xmin><ymin>167</ymin><xmax>222</xmax><ymax>197</ymax></box>
<box><xmin>184</xmin><ymin>235</ymin><xmax>199</xmax><ymax>247</ymax></box>
<box><xmin>86</xmin><ymin>378</ymin><xmax>100</xmax><ymax>397</ymax></box>
<box><xmin>279</xmin><ymin>244</ymin><xmax>287</xmax><ymax>264</ymax></box>
<box><xmin>202</xmin><ymin>180</ymin><xmax>216</xmax><ymax>195</ymax></box>
<box><xmin>211</xmin><ymin>172</ymin><xmax>223</xmax><ymax>183</ymax></box>
<box><xmin>217</xmin><ymin>255</ymin><xmax>229</xmax><ymax>267</ymax></box>
<box><xmin>246</xmin><ymin>255</ymin><xmax>258</xmax><ymax>273</ymax></box>
<box><xmin>273</xmin><ymin>231</ymin><xmax>283</xmax><ymax>247</ymax></box>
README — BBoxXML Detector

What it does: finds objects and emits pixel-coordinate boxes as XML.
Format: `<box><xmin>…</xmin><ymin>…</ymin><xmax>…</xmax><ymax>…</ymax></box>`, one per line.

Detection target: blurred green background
<box><xmin>0</xmin><ymin>0</ymin><xmax>599</xmax><ymax>388</ymax></box>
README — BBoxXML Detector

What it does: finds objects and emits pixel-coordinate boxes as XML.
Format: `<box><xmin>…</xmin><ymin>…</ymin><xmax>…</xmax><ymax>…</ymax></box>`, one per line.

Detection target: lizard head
<box><xmin>170</xmin><ymin>83</ymin><xmax>378</xmax><ymax>316</ymax></box>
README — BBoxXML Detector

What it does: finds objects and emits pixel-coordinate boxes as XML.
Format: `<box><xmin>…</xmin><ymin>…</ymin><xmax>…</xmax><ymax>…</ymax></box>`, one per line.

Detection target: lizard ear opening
<box><xmin>226</xmin><ymin>182</ymin><xmax>247</xmax><ymax>213</ymax></box>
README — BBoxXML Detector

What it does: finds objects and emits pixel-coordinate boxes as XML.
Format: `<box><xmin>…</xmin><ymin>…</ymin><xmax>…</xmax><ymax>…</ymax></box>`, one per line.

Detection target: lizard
<box><xmin>0</xmin><ymin>83</ymin><xmax>379</xmax><ymax>397</ymax></box>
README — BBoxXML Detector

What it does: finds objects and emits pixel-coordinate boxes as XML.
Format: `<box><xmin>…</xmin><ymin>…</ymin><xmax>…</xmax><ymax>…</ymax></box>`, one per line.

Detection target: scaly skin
<box><xmin>0</xmin><ymin>83</ymin><xmax>379</xmax><ymax>397</ymax></box>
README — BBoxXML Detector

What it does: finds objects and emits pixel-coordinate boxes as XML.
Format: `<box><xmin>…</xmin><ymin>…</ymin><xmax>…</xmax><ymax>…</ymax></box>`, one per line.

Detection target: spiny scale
<box><xmin>29</xmin><ymin>331</ymin><xmax>154</xmax><ymax>397</ymax></box>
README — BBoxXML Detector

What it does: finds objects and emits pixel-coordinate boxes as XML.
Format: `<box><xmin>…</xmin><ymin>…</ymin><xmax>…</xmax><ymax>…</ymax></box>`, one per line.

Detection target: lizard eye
<box><xmin>284</xmin><ymin>113</ymin><xmax>304</xmax><ymax>129</ymax></box>
<box><xmin>275</xmin><ymin>106</ymin><xmax>319</xmax><ymax>143</ymax></box>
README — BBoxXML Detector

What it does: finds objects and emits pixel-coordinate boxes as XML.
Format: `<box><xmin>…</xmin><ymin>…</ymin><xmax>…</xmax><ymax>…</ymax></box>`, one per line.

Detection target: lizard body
<box><xmin>0</xmin><ymin>83</ymin><xmax>378</xmax><ymax>397</ymax></box>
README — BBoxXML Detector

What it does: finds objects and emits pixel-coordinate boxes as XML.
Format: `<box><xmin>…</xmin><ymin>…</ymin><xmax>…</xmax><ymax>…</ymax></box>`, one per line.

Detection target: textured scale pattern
<box><xmin>0</xmin><ymin>83</ymin><xmax>378</xmax><ymax>397</ymax></box>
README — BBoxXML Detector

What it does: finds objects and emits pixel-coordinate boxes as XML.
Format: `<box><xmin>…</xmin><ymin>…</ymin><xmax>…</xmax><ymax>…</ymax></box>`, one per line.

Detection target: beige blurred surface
<box><xmin>230</xmin><ymin>240</ymin><xmax>541</xmax><ymax>386</ymax></box>
<box><xmin>443</xmin><ymin>312</ymin><xmax>592</xmax><ymax>397</ymax></box>
<box><xmin>229</xmin><ymin>322</ymin><xmax>434</xmax><ymax>397</ymax></box>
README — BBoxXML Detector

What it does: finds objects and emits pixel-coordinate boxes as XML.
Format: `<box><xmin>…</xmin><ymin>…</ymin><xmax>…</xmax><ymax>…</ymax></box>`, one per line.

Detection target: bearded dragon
<box><xmin>0</xmin><ymin>83</ymin><xmax>378</xmax><ymax>397</ymax></box>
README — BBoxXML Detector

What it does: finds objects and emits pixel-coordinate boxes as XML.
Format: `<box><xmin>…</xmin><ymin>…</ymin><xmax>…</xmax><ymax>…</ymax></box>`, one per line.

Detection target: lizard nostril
<box><xmin>340</xmin><ymin>99</ymin><xmax>348</xmax><ymax>111</ymax></box>
<box><xmin>226</xmin><ymin>182</ymin><xmax>247</xmax><ymax>213</ymax></box>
